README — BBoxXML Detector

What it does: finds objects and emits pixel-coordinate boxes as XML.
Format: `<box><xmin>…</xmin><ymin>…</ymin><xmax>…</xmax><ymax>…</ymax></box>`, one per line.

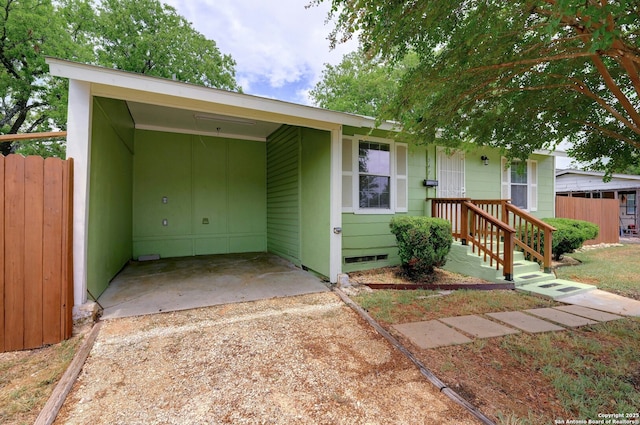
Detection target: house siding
<box><xmin>86</xmin><ymin>98</ymin><xmax>134</xmax><ymax>298</ymax></box>
<box><xmin>132</xmin><ymin>130</ymin><xmax>267</xmax><ymax>258</ymax></box>
<box><xmin>267</xmin><ymin>126</ymin><xmax>301</xmax><ymax>265</ymax></box>
<box><xmin>300</xmin><ymin>128</ymin><xmax>331</xmax><ymax>277</ymax></box>
<box><xmin>341</xmin><ymin>141</ymin><xmax>428</xmax><ymax>273</ymax></box>
<box><xmin>533</xmin><ymin>153</ymin><xmax>555</xmax><ymax>219</ymax></box>
<box><xmin>340</xmin><ymin>139</ymin><xmax>556</xmax><ymax>273</ymax></box>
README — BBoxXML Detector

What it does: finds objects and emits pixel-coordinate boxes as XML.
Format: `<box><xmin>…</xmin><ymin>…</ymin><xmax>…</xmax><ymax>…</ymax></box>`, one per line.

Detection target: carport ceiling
<box><xmin>127</xmin><ymin>101</ymin><xmax>282</xmax><ymax>142</ymax></box>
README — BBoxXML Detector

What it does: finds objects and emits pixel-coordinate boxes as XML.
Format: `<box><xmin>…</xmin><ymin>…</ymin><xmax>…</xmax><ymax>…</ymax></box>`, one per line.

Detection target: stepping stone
<box><xmin>439</xmin><ymin>315</ymin><xmax>520</xmax><ymax>338</ymax></box>
<box><xmin>487</xmin><ymin>311</ymin><xmax>565</xmax><ymax>333</ymax></box>
<box><xmin>525</xmin><ymin>308</ymin><xmax>598</xmax><ymax>327</ymax></box>
<box><xmin>554</xmin><ymin>305</ymin><xmax>623</xmax><ymax>322</ymax></box>
<box><xmin>392</xmin><ymin>320</ymin><xmax>472</xmax><ymax>349</ymax></box>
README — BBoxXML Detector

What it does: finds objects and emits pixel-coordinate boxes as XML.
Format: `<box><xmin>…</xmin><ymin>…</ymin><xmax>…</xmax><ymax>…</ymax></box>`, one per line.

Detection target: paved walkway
<box><xmin>393</xmin><ymin>293</ymin><xmax>638</xmax><ymax>349</ymax></box>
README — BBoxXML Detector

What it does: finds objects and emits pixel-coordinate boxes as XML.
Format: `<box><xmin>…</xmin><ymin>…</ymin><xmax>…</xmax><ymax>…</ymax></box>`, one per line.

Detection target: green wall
<box><xmin>341</xmin><ymin>129</ymin><xmax>429</xmax><ymax>272</ymax></box>
<box><xmin>532</xmin><ymin>153</ymin><xmax>555</xmax><ymax>219</ymax></box>
<box><xmin>340</xmin><ymin>136</ymin><xmax>556</xmax><ymax>273</ymax></box>
<box><xmin>300</xmin><ymin>128</ymin><xmax>331</xmax><ymax>276</ymax></box>
<box><xmin>86</xmin><ymin>98</ymin><xmax>134</xmax><ymax>297</ymax></box>
<box><xmin>132</xmin><ymin>130</ymin><xmax>266</xmax><ymax>258</ymax></box>
<box><xmin>266</xmin><ymin>126</ymin><xmax>301</xmax><ymax>265</ymax></box>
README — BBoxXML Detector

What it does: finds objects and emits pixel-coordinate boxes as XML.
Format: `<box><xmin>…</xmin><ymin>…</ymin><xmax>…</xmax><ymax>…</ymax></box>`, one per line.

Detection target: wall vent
<box><xmin>344</xmin><ymin>254</ymin><xmax>388</xmax><ymax>264</ymax></box>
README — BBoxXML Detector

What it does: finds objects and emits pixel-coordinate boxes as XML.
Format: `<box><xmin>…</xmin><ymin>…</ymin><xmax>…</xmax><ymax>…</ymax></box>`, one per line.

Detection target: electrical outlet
<box><xmin>162</xmin><ymin>219</ymin><xmax>168</xmax><ymax>226</ymax></box>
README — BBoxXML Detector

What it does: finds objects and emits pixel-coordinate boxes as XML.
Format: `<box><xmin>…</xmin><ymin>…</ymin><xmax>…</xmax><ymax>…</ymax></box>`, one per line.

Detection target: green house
<box><xmin>47</xmin><ymin>59</ymin><xmax>557</xmax><ymax>310</ymax></box>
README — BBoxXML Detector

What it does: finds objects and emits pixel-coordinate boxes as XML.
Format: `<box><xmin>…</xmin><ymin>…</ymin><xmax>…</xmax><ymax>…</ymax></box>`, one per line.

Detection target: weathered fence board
<box><xmin>555</xmin><ymin>196</ymin><xmax>619</xmax><ymax>245</ymax></box>
<box><xmin>1</xmin><ymin>155</ymin><xmax>73</xmax><ymax>352</ymax></box>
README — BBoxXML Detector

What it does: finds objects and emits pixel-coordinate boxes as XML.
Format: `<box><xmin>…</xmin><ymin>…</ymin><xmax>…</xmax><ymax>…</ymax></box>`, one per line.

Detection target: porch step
<box><xmin>516</xmin><ymin>279</ymin><xmax>596</xmax><ymax>300</ymax></box>
<box><xmin>444</xmin><ymin>242</ymin><xmax>597</xmax><ymax>301</ymax></box>
<box><xmin>511</xmin><ymin>271</ymin><xmax>556</xmax><ymax>285</ymax></box>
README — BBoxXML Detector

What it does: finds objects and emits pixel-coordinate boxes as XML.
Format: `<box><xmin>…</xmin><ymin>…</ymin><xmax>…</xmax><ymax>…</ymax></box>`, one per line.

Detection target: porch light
<box><xmin>481</xmin><ymin>155</ymin><xmax>489</xmax><ymax>166</ymax></box>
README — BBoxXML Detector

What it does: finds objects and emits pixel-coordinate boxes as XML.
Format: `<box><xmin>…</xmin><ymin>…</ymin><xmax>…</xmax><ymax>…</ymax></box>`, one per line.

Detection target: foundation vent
<box><xmin>344</xmin><ymin>254</ymin><xmax>388</xmax><ymax>264</ymax></box>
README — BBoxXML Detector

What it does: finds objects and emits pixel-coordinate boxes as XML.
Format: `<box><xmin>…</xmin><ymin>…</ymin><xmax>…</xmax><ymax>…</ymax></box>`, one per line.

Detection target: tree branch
<box><xmin>576</xmin><ymin>120</ymin><xmax>640</xmax><ymax>150</ymax></box>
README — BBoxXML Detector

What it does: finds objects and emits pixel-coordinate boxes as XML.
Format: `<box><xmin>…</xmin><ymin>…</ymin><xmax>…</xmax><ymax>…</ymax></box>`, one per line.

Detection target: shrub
<box><xmin>542</xmin><ymin>218</ymin><xmax>599</xmax><ymax>260</ymax></box>
<box><xmin>389</xmin><ymin>216</ymin><xmax>453</xmax><ymax>280</ymax></box>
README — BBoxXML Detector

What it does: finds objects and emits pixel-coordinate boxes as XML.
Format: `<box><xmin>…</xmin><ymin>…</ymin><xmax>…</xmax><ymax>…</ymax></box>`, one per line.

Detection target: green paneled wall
<box><xmin>300</xmin><ymin>128</ymin><xmax>331</xmax><ymax>277</ymax></box>
<box><xmin>132</xmin><ymin>130</ymin><xmax>266</xmax><ymax>258</ymax></box>
<box><xmin>86</xmin><ymin>98</ymin><xmax>134</xmax><ymax>297</ymax></box>
<box><xmin>266</xmin><ymin>126</ymin><xmax>301</xmax><ymax>265</ymax></box>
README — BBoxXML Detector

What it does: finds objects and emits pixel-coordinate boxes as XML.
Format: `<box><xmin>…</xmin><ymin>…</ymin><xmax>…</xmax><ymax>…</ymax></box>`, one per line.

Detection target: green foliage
<box><xmin>389</xmin><ymin>216</ymin><xmax>452</xmax><ymax>279</ymax></box>
<box><xmin>0</xmin><ymin>0</ymin><xmax>85</xmax><ymax>155</ymax></box>
<box><xmin>543</xmin><ymin>218</ymin><xmax>599</xmax><ymax>260</ymax></box>
<box><xmin>14</xmin><ymin>138</ymin><xmax>66</xmax><ymax>158</ymax></box>
<box><xmin>314</xmin><ymin>1</ymin><xmax>640</xmax><ymax>176</ymax></box>
<box><xmin>310</xmin><ymin>49</ymin><xmax>417</xmax><ymax>117</ymax></box>
<box><xmin>0</xmin><ymin>0</ymin><xmax>239</xmax><ymax>158</ymax></box>
<box><xmin>86</xmin><ymin>0</ymin><xmax>239</xmax><ymax>90</ymax></box>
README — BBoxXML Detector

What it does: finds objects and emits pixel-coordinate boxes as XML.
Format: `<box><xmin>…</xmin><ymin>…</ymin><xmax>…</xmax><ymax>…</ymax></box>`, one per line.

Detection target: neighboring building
<box><xmin>47</xmin><ymin>58</ymin><xmax>557</xmax><ymax>310</ymax></box>
<box><xmin>556</xmin><ymin>169</ymin><xmax>640</xmax><ymax>234</ymax></box>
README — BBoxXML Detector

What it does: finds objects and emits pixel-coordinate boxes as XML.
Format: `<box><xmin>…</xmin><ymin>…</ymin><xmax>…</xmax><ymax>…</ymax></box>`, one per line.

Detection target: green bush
<box><xmin>389</xmin><ymin>216</ymin><xmax>453</xmax><ymax>280</ymax></box>
<box><xmin>542</xmin><ymin>218</ymin><xmax>599</xmax><ymax>260</ymax></box>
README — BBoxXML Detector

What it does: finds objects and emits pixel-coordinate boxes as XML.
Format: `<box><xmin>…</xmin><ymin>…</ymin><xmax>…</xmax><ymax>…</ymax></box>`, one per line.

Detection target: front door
<box><xmin>436</xmin><ymin>148</ymin><xmax>465</xmax><ymax>198</ymax></box>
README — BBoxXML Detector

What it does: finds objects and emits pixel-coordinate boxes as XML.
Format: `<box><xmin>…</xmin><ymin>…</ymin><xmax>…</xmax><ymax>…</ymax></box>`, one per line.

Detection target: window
<box><xmin>342</xmin><ymin>136</ymin><xmax>407</xmax><ymax>213</ymax></box>
<box><xmin>359</xmin><ymin>141</ymin><xmax>390</xmax><ymax>209</ymax></box>
<box><xmin>623</xmin><ymin>193</ymin><xmax>636</xmax><ymax>215</ymax></box>
<box><xmin>501</xmin><ymin>158</ymin><xmax>538</xmax><ymax>211</ymax></box>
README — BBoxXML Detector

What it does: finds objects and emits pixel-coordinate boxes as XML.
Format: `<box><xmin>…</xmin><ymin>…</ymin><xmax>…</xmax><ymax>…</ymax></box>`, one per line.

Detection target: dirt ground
<box><xmin>55</xmin><ymin>292</ymin><xmax>479</xmax><ymax>425</ymax></box>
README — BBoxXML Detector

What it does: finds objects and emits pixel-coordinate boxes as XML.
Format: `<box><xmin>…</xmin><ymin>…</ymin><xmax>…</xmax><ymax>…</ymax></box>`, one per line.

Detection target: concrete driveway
<box><xmin>55</xmin><ymin>292</ymin><xmax>479</xmax><ymax>424</ymax></box>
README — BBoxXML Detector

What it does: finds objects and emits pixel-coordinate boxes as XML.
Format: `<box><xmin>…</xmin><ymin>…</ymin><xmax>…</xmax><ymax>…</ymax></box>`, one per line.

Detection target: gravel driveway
<box><xmin>55</xmin><ymin>292</ymin><xmax>478</xmax><ymax>424</ymax></box>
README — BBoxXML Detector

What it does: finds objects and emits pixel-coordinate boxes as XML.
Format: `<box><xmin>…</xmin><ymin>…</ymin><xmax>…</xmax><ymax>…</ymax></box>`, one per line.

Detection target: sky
<box><xmin>162</xmin><ymin>0</ymin><xmax>357</xmax><ymax>105</ymax></box>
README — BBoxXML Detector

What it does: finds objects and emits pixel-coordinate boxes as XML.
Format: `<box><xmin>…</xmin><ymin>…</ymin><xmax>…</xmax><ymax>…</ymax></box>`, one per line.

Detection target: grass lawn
<box><xmin>556</xmin><ymin>243</ymin><xmax>640</xmax><ymax>300</ymax></box>
<box><xmin>350</xmin><ymin>245</ymin><xmax>640</xmax><ymax>425</ymax></box>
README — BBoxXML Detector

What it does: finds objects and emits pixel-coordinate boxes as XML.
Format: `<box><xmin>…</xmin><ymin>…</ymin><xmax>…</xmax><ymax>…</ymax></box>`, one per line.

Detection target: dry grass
<box><xmin>0</xmin><ymin>333</ymin><xmax>84</xmax><ymax>425</ymax></box>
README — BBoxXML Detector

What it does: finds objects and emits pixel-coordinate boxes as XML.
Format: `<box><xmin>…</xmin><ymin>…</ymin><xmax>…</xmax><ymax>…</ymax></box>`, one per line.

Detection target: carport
<box><xmin>47</xmin><ymin>58</ymin><xmax>366</xmax><ymax>314</ymax></box>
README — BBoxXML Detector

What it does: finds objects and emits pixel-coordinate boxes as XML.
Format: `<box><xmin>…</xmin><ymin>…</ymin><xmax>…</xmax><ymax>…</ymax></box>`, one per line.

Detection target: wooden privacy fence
<box><xmin>1</xmin><ymin>154</ymin><xmax>73</xmax><ymax>352</ymax></box>
<box><xmin>555</xmin><ymin>196</ymin><xmax>619</xmax><ymax>245</ymax></box>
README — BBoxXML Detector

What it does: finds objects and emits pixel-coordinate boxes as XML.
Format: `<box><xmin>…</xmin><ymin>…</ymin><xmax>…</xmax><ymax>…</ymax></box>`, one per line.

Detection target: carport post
<box><xmin>66</xmin><ymin>80</ymin><xmax>93</xmax><ymax>307</ymax></box>
<box><xmin>329</xmin><ymin>126</ymin><xmax>342</xmax><ymax>283</ymax></box>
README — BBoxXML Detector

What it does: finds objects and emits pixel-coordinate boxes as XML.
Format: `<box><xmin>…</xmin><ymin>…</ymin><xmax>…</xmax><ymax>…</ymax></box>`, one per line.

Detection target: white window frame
<box><xmin>342</xmin><ymin>135</ymin><xmax>408</xmax><ymax>214</ymax></box>
<box><xmin>501</xmin><ymin>157</ymin><xmax>538</xmax><ymax>212</ymax></box>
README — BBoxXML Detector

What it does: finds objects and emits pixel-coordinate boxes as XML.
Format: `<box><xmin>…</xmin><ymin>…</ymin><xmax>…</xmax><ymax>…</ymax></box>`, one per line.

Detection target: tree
<box><xmin>315</xmin><ymin>1</ymin><xmax>640</xmax><ymax>175</ymax></box>
<box><xmin>0</xmin><ymin>0</ymin><xmax>84</xmax><ymax>156</ymax></box>
<box><xmin>85</xmin><ymin>0</ymin><xmax>239</xmax><ymax>90</ymax></box>
<box><xmin>2</xmin><ymin>0</ymin><xmax>239</xmax><ymax>157</ymax></box>
<box><xmin>310</xmin><ymin>49</ymin><xmax>416</xmax><ymax>117</ymax></box>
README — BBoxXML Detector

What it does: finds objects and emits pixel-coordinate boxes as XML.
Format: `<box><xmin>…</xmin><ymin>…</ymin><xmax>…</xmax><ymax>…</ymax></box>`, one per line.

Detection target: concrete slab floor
<box><xmin>98</xmin><ymin>252</ymin><xmax>330</xmax><ymax>319</ymax></box>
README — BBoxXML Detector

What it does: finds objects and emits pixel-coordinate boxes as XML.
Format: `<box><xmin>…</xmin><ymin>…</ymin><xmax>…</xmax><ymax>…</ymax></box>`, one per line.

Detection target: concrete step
<box><xmin>512</xmin><ymin>271</ymin><xmax>556</xmax><ymax>286</ymax></box>
<box><xmin>516</xmin><ymin>278</ymin><xmax>596</xmax><ymax>300</ymax></box>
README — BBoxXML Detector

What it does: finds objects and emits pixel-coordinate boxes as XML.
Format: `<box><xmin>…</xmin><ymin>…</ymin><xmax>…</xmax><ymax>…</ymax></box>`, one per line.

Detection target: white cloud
<box><xmin>162</xmin><ymin>0</ymin><xmax>357</xmax><ymax>104</ymax></box>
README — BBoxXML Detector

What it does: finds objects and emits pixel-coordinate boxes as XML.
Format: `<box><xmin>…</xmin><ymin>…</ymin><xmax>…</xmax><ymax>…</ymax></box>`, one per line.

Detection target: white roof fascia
<box><xmin>46</xmin><ymin>58</ymin><xmax>396</xmax><ymax>132</ymax></box>
<box><xmin>555</xmin><ymin>168</ymin><xmax>640</xmax><ymax>181</ymax></box>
